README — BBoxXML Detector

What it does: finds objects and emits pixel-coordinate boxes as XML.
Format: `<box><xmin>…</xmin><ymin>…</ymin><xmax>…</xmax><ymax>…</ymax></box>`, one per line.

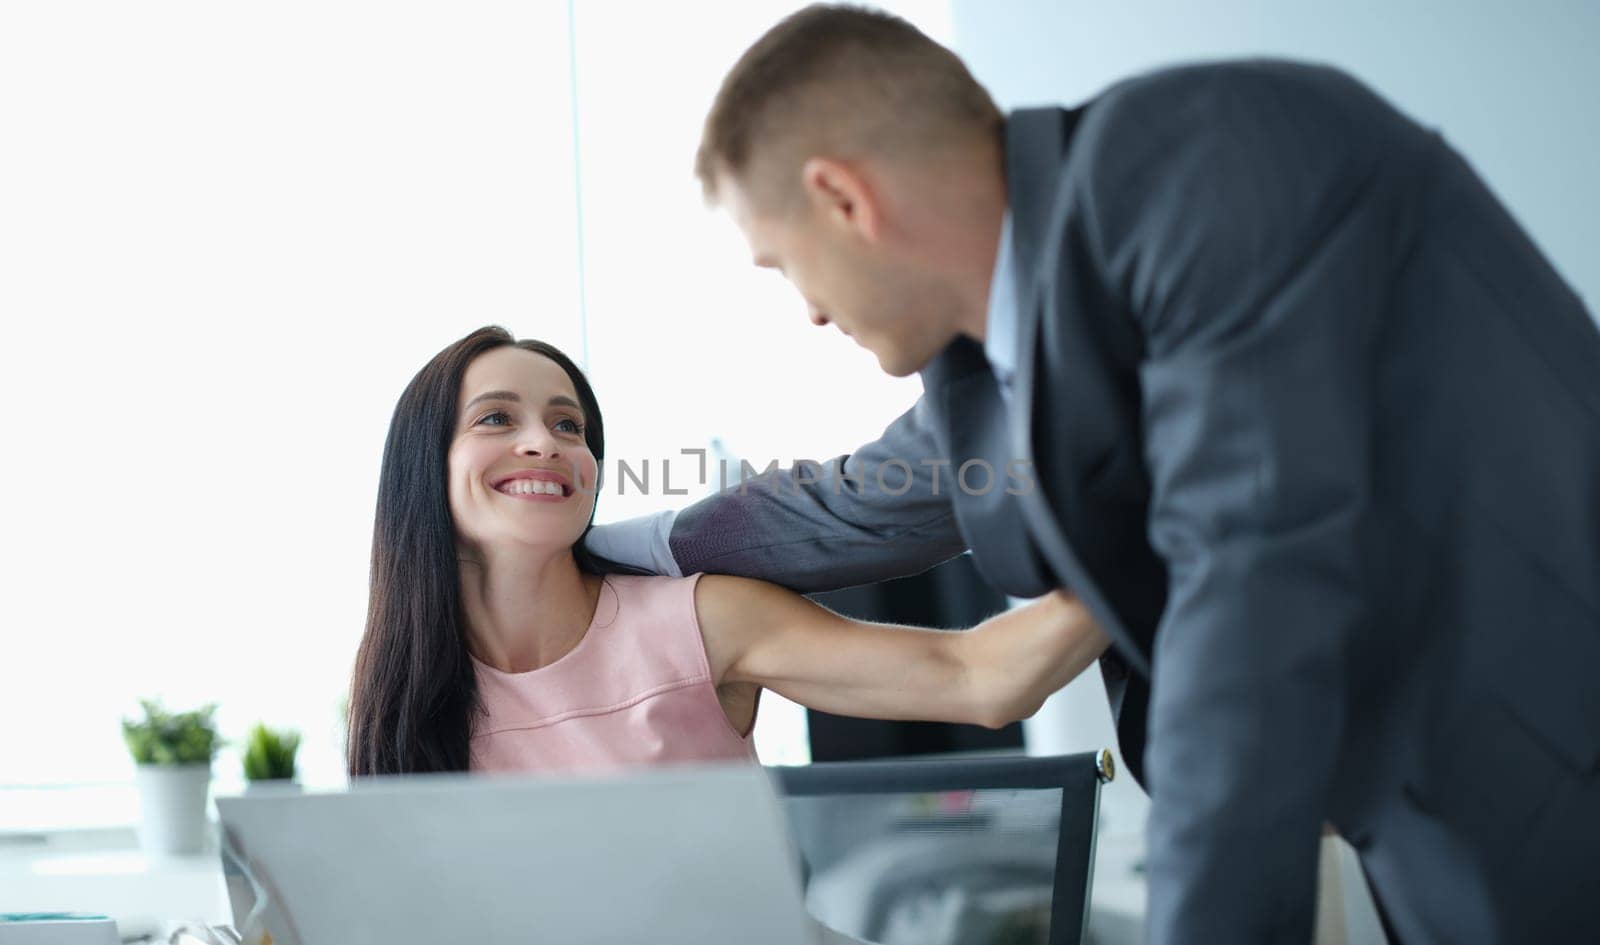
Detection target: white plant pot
<box><xmin>133</xmin><ymin>763</ymin><xmax>212</xmax><ymax>856</ymax></box>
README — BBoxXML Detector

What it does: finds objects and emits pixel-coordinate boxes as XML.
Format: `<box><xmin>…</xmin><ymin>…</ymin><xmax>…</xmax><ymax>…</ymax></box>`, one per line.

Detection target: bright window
<box><xmin>0</xmin><ymin>1</ymin><xmax>949</xmax><ymax>815</ymax></box>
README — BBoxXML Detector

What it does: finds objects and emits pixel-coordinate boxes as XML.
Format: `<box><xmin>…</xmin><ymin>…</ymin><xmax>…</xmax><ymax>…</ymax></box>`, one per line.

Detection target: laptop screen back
<box><xmin>216</xmin><ymin>764</ymin><xmax>811</xmax><ymax>945</ymax></box>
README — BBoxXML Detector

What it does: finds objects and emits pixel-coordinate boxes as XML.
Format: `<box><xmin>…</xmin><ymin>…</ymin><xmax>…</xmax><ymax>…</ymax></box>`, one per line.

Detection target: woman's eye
<box><xmin>477</xmin><ymin>411</ymin><xmax>512</xmax><ymax>427</ymax></box>
<box><xmin>553</xmin><ymin>417</ymin><xmax>583</xmax><ymax>435</ymax></box>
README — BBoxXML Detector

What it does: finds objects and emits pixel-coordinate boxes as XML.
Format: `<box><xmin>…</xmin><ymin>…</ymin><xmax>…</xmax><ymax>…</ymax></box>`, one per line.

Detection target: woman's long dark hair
<box><xmin>347</xmin><ymin>326</ymin><xmax>606</xmax><ymax>776</ymax></box>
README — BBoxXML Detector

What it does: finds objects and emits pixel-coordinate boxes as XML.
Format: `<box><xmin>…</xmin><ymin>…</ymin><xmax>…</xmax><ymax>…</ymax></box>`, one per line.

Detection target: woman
<box><xmin>348</xmin><ymin>326</ymin><xmax>1108</xmax><ymax>776</ymax></box>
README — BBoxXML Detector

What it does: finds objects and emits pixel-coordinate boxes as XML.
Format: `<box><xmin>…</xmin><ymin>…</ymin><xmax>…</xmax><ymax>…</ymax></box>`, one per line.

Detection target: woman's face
<box><xmin>448</xmin><ymin>347</ymin><xmax>599</xmax><ymax>557</ymax></box>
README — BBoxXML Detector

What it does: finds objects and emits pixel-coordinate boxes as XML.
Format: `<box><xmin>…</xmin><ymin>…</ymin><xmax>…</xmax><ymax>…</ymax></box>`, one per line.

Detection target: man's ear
<box><xmin>800</xmin><ymin>157</ymin><xmax>881</xmax><ymax>242</ymax></box>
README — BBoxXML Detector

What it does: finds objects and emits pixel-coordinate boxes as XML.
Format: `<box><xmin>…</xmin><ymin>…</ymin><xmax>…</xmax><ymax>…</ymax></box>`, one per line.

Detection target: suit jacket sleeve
<box><xmin>1075</xmin><ymin>62</ymin><xmax>1419</xmax><ymax>943</ymax></box>
<box><xmin>667</xmin><ymin>395</ymin><xmax>969</xmax><ymax>592</ymax></box>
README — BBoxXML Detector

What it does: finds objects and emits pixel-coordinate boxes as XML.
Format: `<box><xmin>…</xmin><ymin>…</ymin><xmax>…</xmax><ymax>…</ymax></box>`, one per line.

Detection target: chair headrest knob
<box><xmin>1096</xmin><ymin>748</ymin><xmax>1116</xmax><ymax>783</ymax></box>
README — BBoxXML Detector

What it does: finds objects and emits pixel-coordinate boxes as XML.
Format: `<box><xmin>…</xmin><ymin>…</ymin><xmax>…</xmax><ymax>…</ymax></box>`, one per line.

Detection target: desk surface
<box><xmin>2</xmin><ymin>824</ymin><xmax>1153</xmax><ymax>945</ymax></box>
<box><xmin>0</xmin><ymin>829</ymin><xmax>230</xmax><ymax>939</ymax></box>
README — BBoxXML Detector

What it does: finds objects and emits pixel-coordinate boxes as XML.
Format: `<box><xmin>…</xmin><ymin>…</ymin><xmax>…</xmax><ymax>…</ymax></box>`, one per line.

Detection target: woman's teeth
<box><xmin>500</xmin><ymin>479</ymin><xmax>565</xmax><ymax>497</ymax></box>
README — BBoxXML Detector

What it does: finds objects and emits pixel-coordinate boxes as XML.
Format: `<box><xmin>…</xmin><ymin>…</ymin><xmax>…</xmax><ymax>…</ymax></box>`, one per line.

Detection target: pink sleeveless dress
<box><xmin>469</xmin><ymin>573</ymin><xmax>758</xmax><ymax>774</ymax></box>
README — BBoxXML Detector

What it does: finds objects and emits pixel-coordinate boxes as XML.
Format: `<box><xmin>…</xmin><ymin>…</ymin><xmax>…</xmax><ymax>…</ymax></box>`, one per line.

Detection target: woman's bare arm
<box><xmin>695</xmin><ymin>575</ymin><xmax>1109</xmax><ymax>729</ymax></box>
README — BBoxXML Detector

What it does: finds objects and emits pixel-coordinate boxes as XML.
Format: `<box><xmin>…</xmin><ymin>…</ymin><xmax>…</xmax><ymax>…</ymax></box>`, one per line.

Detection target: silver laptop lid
<box><xmin>216</xmin><ymin>763</ymin><xmax>811</xmax><ymax>945</ymax></box>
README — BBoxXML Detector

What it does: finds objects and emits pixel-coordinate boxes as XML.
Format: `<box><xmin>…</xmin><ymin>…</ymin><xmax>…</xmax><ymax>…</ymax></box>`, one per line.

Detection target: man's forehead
<box><xmin>716</xmin><ymin>171</ymin><xmax>806</xmax><ymax>269</ymax></box>
<box><xmin>718</xmin><ymin>187</ymin><xmax>772</xmax><ymax>255</ymax></box>
<box><xmin>717</xmin><ymin>174</ymin><xmax>759</xmax><ymax>228</ymax></box>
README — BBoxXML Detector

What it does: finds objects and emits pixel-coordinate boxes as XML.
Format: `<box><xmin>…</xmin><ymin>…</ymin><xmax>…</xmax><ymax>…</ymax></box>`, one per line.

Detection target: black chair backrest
<box><xmin>770</xmin><ymin>751</ymin><xmax>1110</xmax><ymax>945</ymax></box>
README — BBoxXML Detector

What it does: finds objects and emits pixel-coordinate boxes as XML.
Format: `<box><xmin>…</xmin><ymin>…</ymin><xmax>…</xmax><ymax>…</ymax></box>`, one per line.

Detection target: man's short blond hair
<box><xmin>696</xmin><ymin>4</ymin><xmax>1002</xmax><ymax>209</ymax></box>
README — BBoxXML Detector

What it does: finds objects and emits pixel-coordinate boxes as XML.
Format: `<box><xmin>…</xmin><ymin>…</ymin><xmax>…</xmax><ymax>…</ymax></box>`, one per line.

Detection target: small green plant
<box><xmin>121</xmin><ymin>699</ymin><xmax>221</xmax><ymax>766</ymax></box>
<box><xmin>241</xmin><ymin>723</ymin><xmax>301</xmax><ymax>782</ymax></box>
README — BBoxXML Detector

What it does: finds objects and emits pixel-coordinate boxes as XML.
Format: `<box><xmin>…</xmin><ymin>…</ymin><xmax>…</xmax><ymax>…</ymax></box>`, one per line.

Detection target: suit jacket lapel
<box><xmin>1005</xmin><ymin>107</ymin><xmax>1153</xmax><ymax>676</ymax></box>
<box><xmin>1005</xmin><ymin>107</ymin><xmax>1066</xmax><ymax>459</ymax></box>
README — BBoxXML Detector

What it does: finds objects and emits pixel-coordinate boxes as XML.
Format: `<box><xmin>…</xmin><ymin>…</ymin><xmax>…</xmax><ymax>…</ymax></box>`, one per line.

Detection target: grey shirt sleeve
<box><xmin>583</xmin><ymin>509</ymin><xmax>682</xmax><ymax>577</ymax></box>
<box><xmin>665</xmin><ymin>397</ymin><xmax>969</xmax><ymax>593</ymax></box>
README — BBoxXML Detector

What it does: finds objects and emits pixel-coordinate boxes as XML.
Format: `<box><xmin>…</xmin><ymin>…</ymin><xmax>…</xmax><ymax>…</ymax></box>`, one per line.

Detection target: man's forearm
<box><xmin>669</xmin><ymin>461</ymin><xmax>965</xmax><ymax>591</ymax></box>
<box><xmin>588</xmin><ymin>399</ymin><xmax>969</xmax><ymax>592</ymax></box>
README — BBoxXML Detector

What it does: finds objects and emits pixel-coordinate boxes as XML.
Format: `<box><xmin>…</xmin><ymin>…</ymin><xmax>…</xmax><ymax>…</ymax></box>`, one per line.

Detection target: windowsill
<box><xmin>0</xmin><ymin>784</ymin><xmax>143</xmax><ymax>837</ymax></box>
<box><xmin>0</xmin><ymin>774</ymin><xmax>331</xmax><ymax>838</ymax></box>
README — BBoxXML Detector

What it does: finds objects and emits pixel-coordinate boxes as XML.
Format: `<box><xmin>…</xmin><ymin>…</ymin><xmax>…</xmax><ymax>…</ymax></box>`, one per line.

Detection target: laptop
<box><xmin>216</xmin><ymin>763</ymin><xmax>815</xmax><ymax>945</ymax></box>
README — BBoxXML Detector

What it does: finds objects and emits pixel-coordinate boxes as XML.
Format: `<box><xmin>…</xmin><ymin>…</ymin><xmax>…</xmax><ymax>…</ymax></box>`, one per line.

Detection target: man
<box><xmin>590</xmin><ymin>6</ymin><xmax>1600</xmax><ymax>943</ymax></box>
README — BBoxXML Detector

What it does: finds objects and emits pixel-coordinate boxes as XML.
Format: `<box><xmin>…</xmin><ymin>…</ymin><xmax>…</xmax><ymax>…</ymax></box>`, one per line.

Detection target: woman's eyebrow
<box><xmin>463</xmin><ymin>391</ymin><xmax>584</xmax><ymax>415</ymax></box>
<box><xmin>463</xmin><ymin>390</ymin><xmax>521</xmax><ymax>411</ymax></box>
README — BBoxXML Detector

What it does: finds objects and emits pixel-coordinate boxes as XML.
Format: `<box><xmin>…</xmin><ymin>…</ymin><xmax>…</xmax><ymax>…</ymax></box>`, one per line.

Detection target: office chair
<box><xmin>771</xmin><ymin>750</ymin><xmax>1114</xmax><ymax>945</ymax></box>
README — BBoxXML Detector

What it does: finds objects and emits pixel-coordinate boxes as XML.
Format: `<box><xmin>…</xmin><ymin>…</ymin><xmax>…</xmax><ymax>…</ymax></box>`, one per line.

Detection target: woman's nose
<box><xmin>514</xmin><ymin>430</ymin><xmax>559</xmax><ymax>458</ymax></box>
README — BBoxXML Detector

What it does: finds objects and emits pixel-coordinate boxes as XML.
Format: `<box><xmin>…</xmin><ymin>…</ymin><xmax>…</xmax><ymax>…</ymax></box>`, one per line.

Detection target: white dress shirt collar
<box><xmin>983</xmin><ymin>210</ymin><xmax>1019</xmax><ymax>399</ymax></box>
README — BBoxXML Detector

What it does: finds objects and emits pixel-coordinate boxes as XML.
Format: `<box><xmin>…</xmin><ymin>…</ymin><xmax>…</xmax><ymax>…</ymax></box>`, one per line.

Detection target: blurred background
<box><xmin>1</xmin><ymin>1</ymin><xmax>1595</xmax><ymax>917</ymax></box>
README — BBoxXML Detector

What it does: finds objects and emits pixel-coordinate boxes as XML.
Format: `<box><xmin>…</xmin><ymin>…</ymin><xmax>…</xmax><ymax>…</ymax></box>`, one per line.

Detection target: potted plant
<box><xmin>241</xmin><ymin>723</ymin><xmax>301</xmax><ymax>789</ymax></box>
<box><xmin>121</xmin><ymin>699</ymin><xmax>220</xmax><ymax>856</ymax></box>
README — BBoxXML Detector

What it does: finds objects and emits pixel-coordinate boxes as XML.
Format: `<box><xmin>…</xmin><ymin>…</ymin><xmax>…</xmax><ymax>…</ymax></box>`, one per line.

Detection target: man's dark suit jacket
<box><xmin>663</xmin><ymin>60</ymin><xmax>1600</xmax><ymax>943</ymax></box>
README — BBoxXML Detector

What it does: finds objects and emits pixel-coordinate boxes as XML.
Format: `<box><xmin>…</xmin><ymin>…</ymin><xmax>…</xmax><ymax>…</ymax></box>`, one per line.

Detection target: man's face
<box><xmin>719</xmin><ymin>172</ymin><xmax>960</xmax><ymax>378</ymax></box>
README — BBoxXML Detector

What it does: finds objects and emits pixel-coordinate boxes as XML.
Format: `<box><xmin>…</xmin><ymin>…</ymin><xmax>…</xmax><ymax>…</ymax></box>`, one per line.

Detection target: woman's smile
<box><xmin>493</xmin><ymin>468</ymin><xmax>575</xmax><ymax>500</ymax></box>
